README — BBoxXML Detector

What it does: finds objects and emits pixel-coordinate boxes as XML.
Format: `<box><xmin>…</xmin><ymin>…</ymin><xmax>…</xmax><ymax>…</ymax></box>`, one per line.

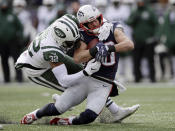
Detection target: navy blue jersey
<box><xmin>80</xmin><ymin>22</ymin><xmax>122</xmax><ymax>80</ymax></box>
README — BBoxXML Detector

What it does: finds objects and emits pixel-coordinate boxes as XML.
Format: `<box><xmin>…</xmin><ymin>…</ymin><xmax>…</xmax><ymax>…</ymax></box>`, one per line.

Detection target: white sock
<box><xmin>28</xmin><ymin>109</ymin><xmax>39</xmax><ymax>119</ymax></box>
<box><xmin>68</xmin><ymin>116</ymin><xmax>76</xmax><ymax>124</ymax></box>
<box><xmin>106</xmin><ymin>97</ymin><xmax>119</xmax><ymax>114</ymax></box>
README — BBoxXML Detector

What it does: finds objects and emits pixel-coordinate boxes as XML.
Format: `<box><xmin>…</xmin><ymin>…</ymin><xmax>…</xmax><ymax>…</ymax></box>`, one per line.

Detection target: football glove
<box><xmin>98</xmin><ymin>22</ymin><xmax>113</xmax><ymax>41</ymax></box>
<box><xmin>95</xmin><ymin>45</ymin><xmax>116</xmax><ymax>62</ymax></box>
<box><xmin>83</xmin><ymin>59</ymin><xmax>101</xmax><ymax>76</ymax></box>
<box><xmin>89</xmin><ymin>42</ymin><xmax>105</xmax><ymax>58</ymax></box>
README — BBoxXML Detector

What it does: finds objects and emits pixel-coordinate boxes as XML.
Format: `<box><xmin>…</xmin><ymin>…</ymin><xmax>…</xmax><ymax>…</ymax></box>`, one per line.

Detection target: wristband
<box><xmin>89</xmin><ymin>46</ymin><xmax>98</xmax><ymax>58</ymax></box>
<box><xmin>108</xmin><ymin>45</ymin><xmax>116</xmax><ymax>52</ymax></box>
<box><xmin>83</xmin><ymin>70</ymin><xmax>89</xmax><ymax>76</ymax></box>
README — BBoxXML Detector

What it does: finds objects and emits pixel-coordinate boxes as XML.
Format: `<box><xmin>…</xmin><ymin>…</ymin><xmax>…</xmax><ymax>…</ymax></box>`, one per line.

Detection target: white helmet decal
<box><xmin>54</xmin><ymin>27</ymin><xmax>66</xmax><ymax>38</ymax></box>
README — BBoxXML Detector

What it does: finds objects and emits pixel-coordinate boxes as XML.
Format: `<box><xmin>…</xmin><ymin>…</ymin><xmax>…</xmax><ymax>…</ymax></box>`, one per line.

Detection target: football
<box><xmin>87</xmin><ymin>38</ymin><xmax>99</xmax><ymax>49</ymax></box>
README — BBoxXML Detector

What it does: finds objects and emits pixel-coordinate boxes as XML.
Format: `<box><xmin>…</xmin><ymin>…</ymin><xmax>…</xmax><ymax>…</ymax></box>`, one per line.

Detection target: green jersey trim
<box><xmin>43</xmin><ymin>50</ymin><xmax>64</xmax><ymax>63</ymax></box>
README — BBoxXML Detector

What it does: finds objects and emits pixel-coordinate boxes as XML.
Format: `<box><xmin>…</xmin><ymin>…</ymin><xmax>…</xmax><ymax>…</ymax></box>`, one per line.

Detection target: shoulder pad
<box><xmin>112</xmin><ymin>21</ymin><xmax>124</xmax><ymax>32</ymax></box>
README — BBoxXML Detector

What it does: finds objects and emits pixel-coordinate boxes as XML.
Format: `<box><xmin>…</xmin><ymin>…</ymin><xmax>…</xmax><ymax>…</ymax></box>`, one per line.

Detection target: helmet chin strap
<box><xmin>54</xmin><ymin>39</ymin><xmax>67</xmax><ymax>53</ymax></box>
<box><xmin>60</xmin><ymin>41</ymin><xmax>74</xmax><ymax>53</ymax></box>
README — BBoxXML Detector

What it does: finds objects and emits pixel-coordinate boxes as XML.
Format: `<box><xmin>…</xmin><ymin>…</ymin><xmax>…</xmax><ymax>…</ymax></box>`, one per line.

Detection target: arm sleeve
<box><xmin>52</xmin><ymin>64</ymin><xmax>85</xmax><ymax>88</ymax></box>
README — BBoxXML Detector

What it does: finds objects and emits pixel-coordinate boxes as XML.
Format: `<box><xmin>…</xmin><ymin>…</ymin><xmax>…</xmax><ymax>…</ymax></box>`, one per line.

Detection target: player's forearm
<box><xmin>52</xmin><ymin>64</ymin><xmax>85</xmax><ymax>87</ymax></box>
<box><xmin>115</xmin><ymin>40</ymin><xmax>134</xmax><ymax>52</ymax></box>
<box><xmin>73</xmin><ymin>50</ymin><xmax>92</xmax><ymax>63</ymax></box>
<box><xmin>113</xmin><ymin>28</ymin><xmax>134</xmax><ymax>52</ymax></box>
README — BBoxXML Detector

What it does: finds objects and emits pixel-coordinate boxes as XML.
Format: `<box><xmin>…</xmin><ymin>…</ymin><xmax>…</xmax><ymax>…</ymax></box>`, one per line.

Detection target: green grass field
<box><xmin>0</xmin><ymin>82</ymin><xmax>175</xmax><ymax>131</ymax></box>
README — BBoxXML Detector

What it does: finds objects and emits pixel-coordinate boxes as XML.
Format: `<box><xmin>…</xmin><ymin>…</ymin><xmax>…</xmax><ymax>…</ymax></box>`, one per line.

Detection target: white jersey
<box><xmin>16</xmin><ymin>14</ymin><xmax>80</xmax><ymax>78</ymax></box>
<box><xmin>16</xmin><ymin>22</ymin><xmax>65</xmax><ymax>77</ymax></box>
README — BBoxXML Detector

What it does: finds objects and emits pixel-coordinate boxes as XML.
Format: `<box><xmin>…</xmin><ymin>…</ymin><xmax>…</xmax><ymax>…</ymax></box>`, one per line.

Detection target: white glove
<box><xmin>98</xmin><ymin>22</ymin><xmax>113</xmax><ymax>41</ymax></box>
<box><xmin>83</xmin><ymin>59</ymin><xmax>101</xmax><ymax>76</ymax></box>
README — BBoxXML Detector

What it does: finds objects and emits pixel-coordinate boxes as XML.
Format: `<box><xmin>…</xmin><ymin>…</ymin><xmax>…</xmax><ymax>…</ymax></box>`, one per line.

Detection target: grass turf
<box><xmin>0</xmin><ymin>83</ymin><xmax>175</xmax><ymax>131</ymax></box>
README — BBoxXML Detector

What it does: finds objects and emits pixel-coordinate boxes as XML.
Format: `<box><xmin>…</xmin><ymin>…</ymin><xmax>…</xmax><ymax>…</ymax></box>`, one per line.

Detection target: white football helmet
<box><xmin>51</xmin><ymin>14</ymin><xmax>80</xmax><ymax>50</ymax></box>
<box><xmin>77</xmin><ymin>5</ymin><xmax>103</xmax><ymax>34</ymax></box>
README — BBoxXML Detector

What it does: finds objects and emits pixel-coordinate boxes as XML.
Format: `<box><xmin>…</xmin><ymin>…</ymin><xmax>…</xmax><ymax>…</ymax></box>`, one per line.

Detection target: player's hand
<box><xmin>83</xmin><ymin>59</ymin><xmax>101</xmax><ymax>76</ymax></box>
<box><xmin>95</xmin><ymin>45</ymin><xmax>116</xmax><ymax>62</ymax></box>
<box><xmin>98</xmin><ymin>22</ymin><xmax>113</xmax><ymax>41</ymax></box>
<box><xmin>89</xmin><ymin>42</ymin><xmax>105</xmax><ymax>58</ymax></box>
<box><xmin>95</xmin><ymin>45</ymin><xmax>109</xmax><ymax>62</ymax></box>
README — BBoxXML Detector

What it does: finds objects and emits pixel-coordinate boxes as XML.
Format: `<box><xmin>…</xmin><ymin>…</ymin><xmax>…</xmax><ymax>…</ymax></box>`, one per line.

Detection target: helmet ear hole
<box><xmin>65</xmin><ymin>41</ymin><xmax>74</xmax><ymax>48</ymax></box>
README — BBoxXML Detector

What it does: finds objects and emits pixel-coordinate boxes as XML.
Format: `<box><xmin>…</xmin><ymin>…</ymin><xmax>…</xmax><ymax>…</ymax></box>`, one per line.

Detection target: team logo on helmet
<box><xmin>78</xmin><ymin>11</ymin><xmax>84</xmax><ymax>17</ymax></box>
<box><xmin>54</xmin><ymin>27</ymin><xmax>66</xmax><ymax>38</ymax></box>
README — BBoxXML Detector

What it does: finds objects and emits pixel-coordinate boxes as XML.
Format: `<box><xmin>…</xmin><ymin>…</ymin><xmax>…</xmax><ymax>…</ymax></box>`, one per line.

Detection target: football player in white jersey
<box><xmin>17</xmin><ymin>14</ymin><xmax>99</xmax><ymax>124</ymax></box>
<box><xmin>49</xmin><ymin>5</ymin><xmax>140</xmax><ymax>125</ymax></box>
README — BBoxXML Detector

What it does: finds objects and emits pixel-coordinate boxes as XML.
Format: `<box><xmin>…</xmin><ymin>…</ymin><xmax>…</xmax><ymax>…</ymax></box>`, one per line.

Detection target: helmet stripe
<box><xmin>59</xmin><ymin>20</ymin><xmax>76</xmax><ymax>37</ymax></box>
<box><xmin>63</xmin><ymin>17</ymin><xmax>79</xmax><ymax>36</ymax></box>
<box><xmin>65</xmin><ymin>14</ymin><xmax>79</xmax><ymax>27</ymax></box>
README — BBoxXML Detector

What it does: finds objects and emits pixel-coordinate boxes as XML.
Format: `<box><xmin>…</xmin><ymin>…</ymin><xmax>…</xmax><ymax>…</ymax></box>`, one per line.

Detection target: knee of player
<box><xmin>72</xmin><ymin>109</ymin><xmax>98</xmax><ymax>125</ymax></box>
<box><xmin>54</xmin><ymin>100</ymin><xmax>70</xmax><ymax>114</ymax></box>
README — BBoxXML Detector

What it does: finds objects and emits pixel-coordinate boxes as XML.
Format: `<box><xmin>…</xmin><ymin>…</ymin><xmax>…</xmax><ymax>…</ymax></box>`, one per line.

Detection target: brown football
<box><xmin>87</xmin><ymin>38</ymin><xmax>99</xmax><ymax>49</ymax></box>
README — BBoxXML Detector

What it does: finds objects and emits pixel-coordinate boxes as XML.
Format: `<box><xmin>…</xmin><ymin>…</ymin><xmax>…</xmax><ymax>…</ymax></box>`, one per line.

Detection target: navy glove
<box><xmin>95</xmin><ymin>45</ymin><xmax>108</xmax><ymax>62</ymax></box>
<box><xmin>89</xmin><ymin>42</ymin><xmax>105</xmax><ymax>58</ymax></box>
<box><xmin>95</xmin><ymin>45</ymin><xmax>116</xmax><ymax>62</ymax></box>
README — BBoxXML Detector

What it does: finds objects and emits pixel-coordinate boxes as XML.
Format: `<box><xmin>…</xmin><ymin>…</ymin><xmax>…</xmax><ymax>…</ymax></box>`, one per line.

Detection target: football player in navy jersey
<box><xmin>50</xmin><ymin>5</ymin><xmax>140</xmax><ymax>125</ymax></box>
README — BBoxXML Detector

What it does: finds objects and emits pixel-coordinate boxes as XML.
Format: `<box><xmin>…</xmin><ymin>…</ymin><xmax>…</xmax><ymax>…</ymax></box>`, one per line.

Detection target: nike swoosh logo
<box><xmin>91</xmin><ymin>68</ymin><xmax>96</xmax><ymax>70</ymax></box>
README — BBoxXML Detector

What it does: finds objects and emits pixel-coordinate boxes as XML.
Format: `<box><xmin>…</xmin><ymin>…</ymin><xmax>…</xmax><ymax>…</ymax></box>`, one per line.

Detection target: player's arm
<box><xmin>50</xmin><ymin>62</ymin><xmax>85</xmax><ymax>88</ymax></box>
<box><xmin>113</xmin><ymin>28</ymin><xmax>134</xmax><ymax>52</ymax></box>
<box><xmin>73</xmin><ymin>40</ymin><xmax>92</xmax><ymax>63</ymax></box>
<box><xmin>95</xmin><ymin>27</ymin><xmax>134</xmax><ymax>62</ymax></box>
<box><xmin>50</xmin><ymin>59</ymin><xmax>101</xmax><ymax>88</ymax></box>
<box><xmin>74</xmin><ymin>40</ymin><xmax>105</xmax><ymax>63</ymax></box>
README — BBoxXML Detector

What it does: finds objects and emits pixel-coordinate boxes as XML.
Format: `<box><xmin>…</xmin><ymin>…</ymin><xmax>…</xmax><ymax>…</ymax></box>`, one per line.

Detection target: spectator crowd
<box><xmin>0</xmin><ymin>0</ymin><xmax>175</xmax><ymax>83</ymax></box>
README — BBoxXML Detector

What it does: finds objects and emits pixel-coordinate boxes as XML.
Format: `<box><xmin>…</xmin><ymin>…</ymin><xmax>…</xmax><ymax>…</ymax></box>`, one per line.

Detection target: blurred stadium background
<box><xmin>0</xmin><ymin>0</ymin><xmax>175</xmax><ymax>84</ymax></box>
